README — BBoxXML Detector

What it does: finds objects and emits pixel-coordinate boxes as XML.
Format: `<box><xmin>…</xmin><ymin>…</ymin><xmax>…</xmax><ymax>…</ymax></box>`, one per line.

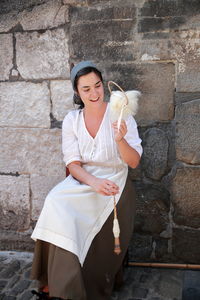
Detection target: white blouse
<box><xmin>62</xmin><ymin>103</ymin><xmax>142</xmax><ymax>168</ymax></box>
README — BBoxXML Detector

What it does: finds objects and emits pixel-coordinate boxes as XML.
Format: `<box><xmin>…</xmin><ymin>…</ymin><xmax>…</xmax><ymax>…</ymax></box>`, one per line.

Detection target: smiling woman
<box><xmin>30</xmin><ymin>61</ymin><xmax>143</xmax><ymax>300</ymax></box>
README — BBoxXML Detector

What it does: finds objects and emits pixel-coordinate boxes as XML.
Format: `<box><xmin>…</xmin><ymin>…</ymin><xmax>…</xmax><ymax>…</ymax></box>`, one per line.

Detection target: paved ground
<box><xmin>0</xmin><ymin>251</ymin><xmax>200</xmax><ymax>300</ymax></box>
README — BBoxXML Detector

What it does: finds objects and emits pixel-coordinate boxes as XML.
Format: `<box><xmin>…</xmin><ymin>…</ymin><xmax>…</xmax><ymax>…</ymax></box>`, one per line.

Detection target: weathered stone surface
<box><xmin>129</xmin><ymin>233</ymin><xmax>152</xmax><ymax>262</ymax></box>
<box><xmin>136</xmin><ymin>63</ymin><xmax>175</xmax><ymax>125</ymax></box>
<box><xmin>20</xmin><ymin>0</ymin><xmax>69</xmax><ymax>30</ymax></box>
<box><xmin>141</xmin><ymin>0</ymin><xmax>200</xmax><ymax>17</ymax></box>
<box><xmin>0</xmin><ymin>230</ymin><xmax>34</xmax><ymax>251</ymax></box>
<box><xmin>134</xmin><ymin>181</ymin><xmax>170</xmax><ymax>234</ymax></box>
<box><xmin>70</xmin><ymin>5</ymin><xmax>136</xmax><ymax>22</ymax></box>
<box><xmin>176</xmin><ymin>58</ymin><xmax>200</xmax><ymax>92</ymax></box>
<box><xmin>172</xmin><ymin>166</ymin><xmax>200</xmax><ymax>228</ymax></box>
<box><xmin>71</xmin><ymin>20</ymin><xmax>136</xmax><ymax>61</ymax></box>
<box><xmin>0</xmin><ymin>12</ymin><xmax>19</xmax><ymax>33</ymax></box>
<box><xmin>70</xmin><ymin>4</ymin><xmax>137</xmax><ymax>62</ymax></box>
<box><xmin>174</xmin><ymin>30</ymin><xmax>200</xmax><ymax>92</ymax></box>
<box><xmin>31</xmin><ymin>174</ymin><xmax>65</xmax><ymax>220</ymax></box>
<box><xmin>0</xmin><ymin>82</ymin><xmax>50</xmax><ymax>128</ymax></box>
<box><xmin>172</xmin><ymin>228</ymin><xmax>200</xmax><ymax>263</ymax></box>
<box><xmin>0</xmin><ymin>0</ymin><xmax>51</xmax><ymax>14</ymax></box>
<box><xmin>138</xmin><ymin>16</ymin><xmax>186</xmax><ymax>33</ymax></box>
<box><xmin>104</xmin><ymin>62</ymin><xmax>175</xmax><ymax>126</ymax></box>
<box><xmin>175</xmin><ymin>99</ymin><xmax>200</xmax><ymax>164</ymax></box>
<box><xmin>0</xmin><ymin>175</ymin><xmax>30</xmax><ymax>231</ymax></box>
<box><xmin>16</xmin><ymin>29</ymin><xmax>69</xmax><ymax>80</ymax></box>
<box><xmin>0</xmin><ymin>34</ymin><xmax>13</xmax><ymax>80</ymax></box>
<box><xmin>142</xmin><ymin>128</ymin><xmax>169</xmax><ymax>180</ymax></box>
<box><xmin>0</xmin><ymin>128</ymin><xmax>65</xmax><ymax>177</ymax></box>
<box><xmin>175</xmin><ymin>92</ymin><xmax>200</xmax><ymax>105</ymax></box>
<box><xmin>50</xmin><ymin>80</ymin><xmax>74</xmax><ymax>121</ymax></box>
<box><xmin>140</xmin><ymin>37</ymin><xmax>175</xmax><ymax>62</ymax></box>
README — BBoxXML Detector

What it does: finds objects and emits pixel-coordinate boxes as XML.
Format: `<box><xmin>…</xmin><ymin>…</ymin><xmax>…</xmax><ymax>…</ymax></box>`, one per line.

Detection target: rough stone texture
<box><xmin>0</xmin><ymin>34</ymin><xmax>13</xmax><ymax>80</ymax></box>
<box><xmin>0</xmin><ymin>231</ymin><xmax>34</xmax><ymax>252</ymax></box>
<box><xmin>172</xmin><ymin>228</ymin><xmax>200</xmax><ymax>264</ymax></box>
<box><xmin>136</xmin><ymin>63</ymin><xmax>175</xmax><ymax>124</ymax></box>
<box><xmin>129</xmin><ymin>233</ymin><xmax>152</xmax><ymax>262</ymax></box>
<box><xmin>172</xmin><ymin>166</ymin><xmax>200</xmax><ymax>228</ymax></box>
<box><xmin>175</xmin><ymin>92</ymin><xmax>200</xmax><ymax>105</ymax></box>
<box><xmin>20</xmin><ymin>0</ymin><xmax>69</xmax><ymax>30</ymax></box>
<box><xmin>0</xmin><ymin>82</ymin><xmax>50</xmax><ymax>128</ymax></box>
<box><xmin>0</xmin><ymin>175</ymin><xmax>30</xmax><ymax>231</ymax></box>
<box><xmin>31</xmin><ymin>174</ymin><xmax>65</xmax><ymax>220</ymax></box>
<box><xmin>70</xmin><ymin>5</ymin><xmax>137</xmax><ymax>62</ymax></box>
<box><xmin>0</xmin><ymin>0</ymin><xmax>51</xmax><ymax>14</ymax></box>
<box><xmin>16</xmin><ymin>28</ymin><xmax>70</xmax><ymax>80</ymax></box>
<box><xmin>0</xmin><ymin>11</ymin><xmax>19</xmax><ymax>33</ymax></box>
<box><xmin>0</xmin><ymin>127</ymin><xmax>65</xmax><ymax>177</ymax></box>
<box><xmin>134</xmin><ymin>181</ymin><xmax>170</xmax><ymax>235</ymax></box>
<box><xmin>50</xmin><ymin>80</ymin><xmax>74</xmax><ymax>121</ymax></box>
<box><xmin>174</xmin><ymin>30</ymin><xmax>200</xmax><ymax>92</ymax></box>
<box><xmin>175</xmin><ymin>99</ymin><xmax>200</xmax><ymax>164</ymax></box>
<box><xmin>142</xmin><ymin>128</ymin><xmax>169</xmax><ymax>180</ymax></box>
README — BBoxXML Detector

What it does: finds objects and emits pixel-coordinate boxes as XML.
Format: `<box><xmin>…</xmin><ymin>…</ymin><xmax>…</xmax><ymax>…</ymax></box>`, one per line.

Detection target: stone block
<box><xmin>172</xmin><ymin>228</ymin><xmax>200</xmax><ymax>263</ymax></box>
<box><xmin>134</xmin><ymin>181</ymin><xmax>170</xmax><ymax>234</ymax></box>
<box><xmin>70</xmin><ymin>6</ymin><xmax>136</xmax><ymax>22</ymax></box>
<box><xmin>129</xmin><ymin>233</ymin><xmax>152</xmax><ymax>262</ymax></box>
<box><xmin>175</xmin><ymin>92</ymin><xmax>200</xmax><ymax>105</ymax></box>
<box><xmin>140</xmin><ymin>38</ymin><xmax>174</xmax><ymax>62</ymax></box>
<box><xmin>140</xmin><ymin>0</ymin><xmax>200</xmax><ymax>17</ymax></box>
<box><xmin>31</xmin><ymin>174</ymin><xmax>65</xmax><ymax>220</ymax></box>
<box><xmin>175</xmin><ymin>99</ymin><xmax>200</xmax><ymax>164</ymax></box>
<box><xmin>172</xmin><ymin>166</ymin><xmax>200</xmax><ymax>228</ymax></box>
<box><xmin>0</xmin><ymin>0</ymin><xmax>51</xmax><ymax>14</ymax></box>
<box><xmin>0</xmin><ymin>175</ymin><xmax>30</xmax><ymax>231</ymax></box>
<box><xmin>104</xmin><ymin>62</ymin><xmax>175</xmax><ymax>125</ymax></box>
<box><xmin>20</xmin><ymin>0</ymin><xmax>69</xmax><ymax>30</ymax></box>
<box><xmin>176</xmin><ymin>59</ymin><xmax>200</xmax><ymax>92</ymax></box>
<box><xmin>142</xmin><ymin>128</ymin><xmax>169</xmax><ymax>180</ymax></box>
<box><xmin>70</xmin><ymin>19</ymin><xmax>136</xmax><ymax>61</ymax></box>
<box><xmin>0</xmin><ymin>12</ymin><xmax>19</xmax><ymax>33</ymax></box>
<box><xmin>136</xmin><ymin>63</ymin><xmax>175</xmax><ymax>125</ymax></box>
<box><xmin>0</xmin><ymin>127</ymin><xmax>65</xmax><ymax>177</ymax></box>
<box><xmin>0</xmin><ymin>230</ymin><xmax>34</xmax><ymax>251</ymax></box>
<box><xmin>50</xmin><ymin>80</ymin><xmax>74</xmax><ymax>121</ymax></box>
<box><xmin>0</xmin><ymin>34</ymin><xmax>13</xmax><ymax>80</ymax></box>
<box><xmin>174</xmin><ymin>30</ymin><xmax>200</xmax><ymax>92</ymax></box>
<box><xmin>138</xmin><ymin>16</ymin><xmax>186</xmax><ymax>33</ymax></box>
<box><xmin>0</xmin><ymin>82</ymin><xmax>50</xmax><ymax>128</ymax></box>
<box><xmin>16</xmin><ymin>28</ymin><xmax>69</xmax><ymax>80</ymax></box>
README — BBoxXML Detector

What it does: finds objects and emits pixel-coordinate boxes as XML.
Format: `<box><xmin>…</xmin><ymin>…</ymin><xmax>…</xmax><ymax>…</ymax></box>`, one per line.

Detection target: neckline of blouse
<box><xmin>81</xmin><ymin>103</ymin><xmax>109</xmax><ymax>140</ymax></box>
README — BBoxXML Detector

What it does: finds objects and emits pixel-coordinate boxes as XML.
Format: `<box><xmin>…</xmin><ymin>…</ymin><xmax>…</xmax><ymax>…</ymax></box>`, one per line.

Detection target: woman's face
<box><xmin>77</xmin><ymin>72</ymin><xmax>104</xmax><ymax>108</ymax></box>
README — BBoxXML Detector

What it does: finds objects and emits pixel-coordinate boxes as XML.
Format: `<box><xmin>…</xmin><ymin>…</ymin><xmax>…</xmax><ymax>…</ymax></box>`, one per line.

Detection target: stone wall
<box><xmin>0</xmin><ymin>0</ymin><xmax>200</xmax><ymax>263</ymax></box>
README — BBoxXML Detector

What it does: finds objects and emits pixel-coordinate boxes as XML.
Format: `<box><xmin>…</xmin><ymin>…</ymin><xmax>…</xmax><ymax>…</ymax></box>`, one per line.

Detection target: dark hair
<box><xmin>73</xmin><ymin>67</ymin><xmax>103</xmax><ymax>109</ymax></box>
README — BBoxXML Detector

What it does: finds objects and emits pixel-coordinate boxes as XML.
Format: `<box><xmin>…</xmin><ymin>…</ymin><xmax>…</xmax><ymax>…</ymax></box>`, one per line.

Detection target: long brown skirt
<box><xmin>31</xmin><ymin>177</ymin><xmax>136</xmax><ymax>300</ymax></box>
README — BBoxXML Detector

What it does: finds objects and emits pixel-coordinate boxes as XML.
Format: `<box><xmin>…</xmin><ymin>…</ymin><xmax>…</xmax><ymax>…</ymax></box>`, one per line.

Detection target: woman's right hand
<box><xmin>90</xmin><ymin>178</ymin><xmax>119</xmax><ymax>196</ymax></box>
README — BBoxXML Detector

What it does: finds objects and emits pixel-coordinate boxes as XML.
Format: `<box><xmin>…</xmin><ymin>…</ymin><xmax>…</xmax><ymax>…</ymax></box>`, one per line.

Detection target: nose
<box><xmin>90</xmin><ymin>88</ymin><xmax>98</xmax><ymax>99</ymax></box>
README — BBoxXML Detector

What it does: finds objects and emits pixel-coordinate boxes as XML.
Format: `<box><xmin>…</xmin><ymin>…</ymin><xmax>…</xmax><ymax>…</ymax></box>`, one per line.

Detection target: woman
<box><xmin>31</xmin><ymin>61</ymin><xmax>142</xmax><ymax>300</ymax></box>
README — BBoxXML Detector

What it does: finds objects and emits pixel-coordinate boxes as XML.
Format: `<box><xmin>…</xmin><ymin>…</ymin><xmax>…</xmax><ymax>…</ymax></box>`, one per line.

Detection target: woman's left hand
<box><xmin>112</xmin><ymin>120</ymin><xmax>127</xmax><ymax>142</ymax></box>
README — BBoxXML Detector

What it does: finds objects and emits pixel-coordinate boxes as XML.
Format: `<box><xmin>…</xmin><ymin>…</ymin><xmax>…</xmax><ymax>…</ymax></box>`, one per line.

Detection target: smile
<box><xmin>90</xmin><ymin>98</ymin><xmax>99</xmax><ymax>102</ymax></box>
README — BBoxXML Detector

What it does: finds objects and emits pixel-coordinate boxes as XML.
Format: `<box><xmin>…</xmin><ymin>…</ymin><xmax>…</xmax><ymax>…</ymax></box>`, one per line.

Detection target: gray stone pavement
<box><xmin>0</xmin><ymin>251</ymin><xmax>200</xmax><ymax>300</ymax></box>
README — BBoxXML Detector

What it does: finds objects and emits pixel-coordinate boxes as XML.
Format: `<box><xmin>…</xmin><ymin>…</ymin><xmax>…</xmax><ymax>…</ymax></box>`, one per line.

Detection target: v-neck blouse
<box><xmin>62</xmin><ymin>103</ymin><xmax>142</xmax><ymax>168</ymax></box>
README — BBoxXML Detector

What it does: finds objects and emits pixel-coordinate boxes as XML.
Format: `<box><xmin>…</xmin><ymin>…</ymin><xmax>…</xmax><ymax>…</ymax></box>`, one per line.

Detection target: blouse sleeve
<box><xmin>62</xmin><ymin>111</ymin><xmax>82</xmax><ymax>166</ymax></box>
<box><xmin>124</xmin><ymin>115</ymin><xmax>143</xmax><ymax>157</ymax></box>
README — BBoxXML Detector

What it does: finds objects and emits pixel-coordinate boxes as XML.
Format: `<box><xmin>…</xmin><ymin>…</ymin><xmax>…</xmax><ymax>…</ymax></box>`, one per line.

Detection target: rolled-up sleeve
<box><xmin>124</xmin><ymin>115</ymin><xmax>143</xmax><ymax>157</ymax></box>
<box><xmin>62</xmin><ymin>112</ymin><xmax>82</xmax><ymax>166</ymax></box>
